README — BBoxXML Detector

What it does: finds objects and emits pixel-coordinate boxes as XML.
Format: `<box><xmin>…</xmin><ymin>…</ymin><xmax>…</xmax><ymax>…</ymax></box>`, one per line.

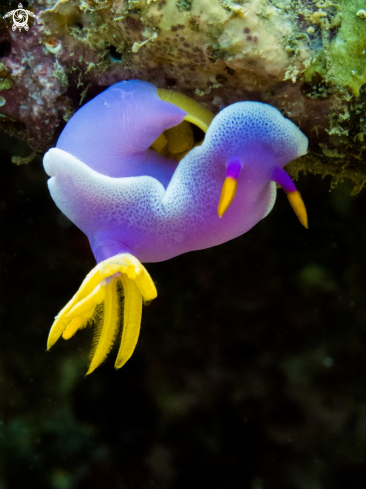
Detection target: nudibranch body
<box><xmin>43</xmin><ymin>80</ymin><xmax>308</xmax><ymax>374</ymax></box>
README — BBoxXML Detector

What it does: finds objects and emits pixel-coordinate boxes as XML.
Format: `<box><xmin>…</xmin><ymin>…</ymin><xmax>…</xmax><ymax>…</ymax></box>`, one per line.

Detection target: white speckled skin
<box><xmin>43</xmin><ymin>81</ymin><xmax>308</xmax><ymax>263</ymax></box>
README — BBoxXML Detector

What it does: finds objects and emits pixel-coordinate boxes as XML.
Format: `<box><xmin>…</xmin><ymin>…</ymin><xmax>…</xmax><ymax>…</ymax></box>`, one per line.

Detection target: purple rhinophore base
<box><xmin>271</xmin><ymin>167</ymin><xmax>297</xmax><ymax>193</ymax></box>
<box><xmin>226</xmin><ymin>158</ymin><xmax>242</xmax><ymax>180</ymax></box>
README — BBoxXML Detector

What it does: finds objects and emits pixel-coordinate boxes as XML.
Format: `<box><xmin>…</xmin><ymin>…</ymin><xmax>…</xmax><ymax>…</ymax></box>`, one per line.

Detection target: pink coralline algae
<box><xmin>0</xmin><ymin>5</ymin><xmax>71</xmax><ymax>151</ymax></box>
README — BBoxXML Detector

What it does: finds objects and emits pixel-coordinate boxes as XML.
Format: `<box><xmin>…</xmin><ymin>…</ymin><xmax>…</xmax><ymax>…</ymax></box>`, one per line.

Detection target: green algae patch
<box><xmin>328</xmin><ymin>0</ymin><xmax>366</xmax><ymax>96</ymax></box>
<box><xmin>0</xmin><ymin>79</ymin><xmax>12</xmax><ymax>91</ymax></box>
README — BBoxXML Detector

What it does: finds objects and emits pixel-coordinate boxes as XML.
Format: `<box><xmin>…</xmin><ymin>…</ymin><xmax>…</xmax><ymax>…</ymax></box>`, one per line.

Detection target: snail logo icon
<box><xmin>3</xmin><ymin>3</ymin><xmax>36</xmax><ymax>32</ymax></box>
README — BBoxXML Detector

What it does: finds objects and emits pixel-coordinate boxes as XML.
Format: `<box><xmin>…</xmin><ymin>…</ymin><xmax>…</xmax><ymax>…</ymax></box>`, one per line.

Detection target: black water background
<box><xmin>0</xmin><ymin>136</ymin><xmax>366</xmax><ymax>489</ymax></box>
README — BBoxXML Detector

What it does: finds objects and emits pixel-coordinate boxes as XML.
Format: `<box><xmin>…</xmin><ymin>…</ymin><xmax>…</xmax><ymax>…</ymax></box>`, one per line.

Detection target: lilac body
<box><xmin>43</xmin><ymin>80</ymin><xmax>308</xmax><ymax>263</ymax></box>
<box><xmin>57</xmin><ymin>81</ymin><xmax>185</xmax><ymax>188</ymax></box>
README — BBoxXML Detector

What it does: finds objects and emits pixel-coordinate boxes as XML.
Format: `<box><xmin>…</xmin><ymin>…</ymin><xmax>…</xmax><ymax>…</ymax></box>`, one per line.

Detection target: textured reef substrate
<box><xmin>0</xmin><ymin>0</ymin><xmax>366</xmax><ymax>191</ymax></box>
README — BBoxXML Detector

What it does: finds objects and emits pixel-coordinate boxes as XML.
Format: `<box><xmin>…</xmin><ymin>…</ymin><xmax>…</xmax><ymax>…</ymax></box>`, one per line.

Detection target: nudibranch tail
<box><xmin>47</xmin><ymin>253</ymin><xmax>157</xmax><ymax>374</ymax></box>
<box><xmin>218</xmin><ymin>159</ymin><xmax>242</xmax><ymax>218</ymax></box>
<box><xmin>272</xmin><ymin>167</ymin><xmax>308</xmax><ymax>228</ymax></box>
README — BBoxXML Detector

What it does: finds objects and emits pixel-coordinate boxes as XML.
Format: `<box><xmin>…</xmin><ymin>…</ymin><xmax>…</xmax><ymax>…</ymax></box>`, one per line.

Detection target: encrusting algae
<box><xmin>0</xmin><ymin>0</ymin><xmax>365</xmax><ymax>189</ymax></box>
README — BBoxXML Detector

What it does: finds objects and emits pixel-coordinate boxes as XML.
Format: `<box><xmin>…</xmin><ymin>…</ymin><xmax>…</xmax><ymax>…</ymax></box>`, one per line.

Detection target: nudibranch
<box><xmin>43</xmin><ymin>80</ymin><xmax>308</xmax><ymax>374</ymax></box>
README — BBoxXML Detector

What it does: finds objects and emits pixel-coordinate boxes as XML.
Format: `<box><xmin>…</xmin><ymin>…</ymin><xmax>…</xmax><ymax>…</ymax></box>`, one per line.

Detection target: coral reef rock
<box><xmin>0</xmin><ymin>0</ymin><xmax>366</xmax><ymax>191</ymax></box>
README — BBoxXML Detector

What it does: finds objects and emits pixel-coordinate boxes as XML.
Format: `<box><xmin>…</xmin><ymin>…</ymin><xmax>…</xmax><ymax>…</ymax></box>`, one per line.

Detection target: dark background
<box><xmin>1</xmin><ymin>133</ymin><xmax>366</xmax><ymax>489</ymax></box>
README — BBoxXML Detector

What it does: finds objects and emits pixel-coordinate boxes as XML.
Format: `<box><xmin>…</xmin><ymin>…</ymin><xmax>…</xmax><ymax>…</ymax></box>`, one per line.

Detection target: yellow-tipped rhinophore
<box><xmin>218</xmin><ymin>177</ymin><xmax>238</xmax><ymax>218</ymax></box>
<box><xmin>47</xmin><ymin>253</ymin><xmax>157</xmax><ymax>374</ymax></box>
<box><xmin>287</xmin><ymin>190</ymin><xmax>308</xmax><ymax>229</ymax></box>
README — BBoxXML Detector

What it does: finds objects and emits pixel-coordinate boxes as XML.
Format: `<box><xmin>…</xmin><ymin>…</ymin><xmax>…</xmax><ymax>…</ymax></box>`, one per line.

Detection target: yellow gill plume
<box><xmin>47</xmin><ymin>253</ymin><xmax>157</xmax><ymax>374</ymax></box>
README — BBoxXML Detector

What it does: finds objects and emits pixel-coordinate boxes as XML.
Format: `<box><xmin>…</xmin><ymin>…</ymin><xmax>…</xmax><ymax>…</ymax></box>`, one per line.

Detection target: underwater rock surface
<box><xmin>0</xmin><ymin>0</ymin><xmax>366</xmax><ymax>190</ymax></box>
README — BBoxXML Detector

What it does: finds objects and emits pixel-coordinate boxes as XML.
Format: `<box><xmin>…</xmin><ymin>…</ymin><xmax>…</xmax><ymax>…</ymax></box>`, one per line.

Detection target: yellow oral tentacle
<box><xmin>151</xmin><ymin>132</ymin><xmax>168</xmax><ymax>153</ymax></box>
<box><xmin>218</xmin><ymin>177</ymin><xmax>238</xmax><ymax>218</ymax></box>
<box><xmin>86</xmin><ymin>276</ymin><xmax>121</xmax><ymax>375</ymax></box>
<box><xmin>287</xmin><ymin>190</ymin><xmax>308</xmax><ymax>229</ymax></box>
<box><xmin>115</xmin><ymin>275</ymin><xmax>142</xmax><ymax>370</ymax></box>
<box><xmin>157</xmin><ymin>88</ymin><xmax>214</xmax><ymax>133</ymax></box>
<box><xmin>165</xmin><ymin>120</ymin><xmax>194</xmax><ymax>155</ymax></box>
<box><xmin>152</xmin><ymin>89</ymin><xmax>215</xmax><ymax>161</ymax></box>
